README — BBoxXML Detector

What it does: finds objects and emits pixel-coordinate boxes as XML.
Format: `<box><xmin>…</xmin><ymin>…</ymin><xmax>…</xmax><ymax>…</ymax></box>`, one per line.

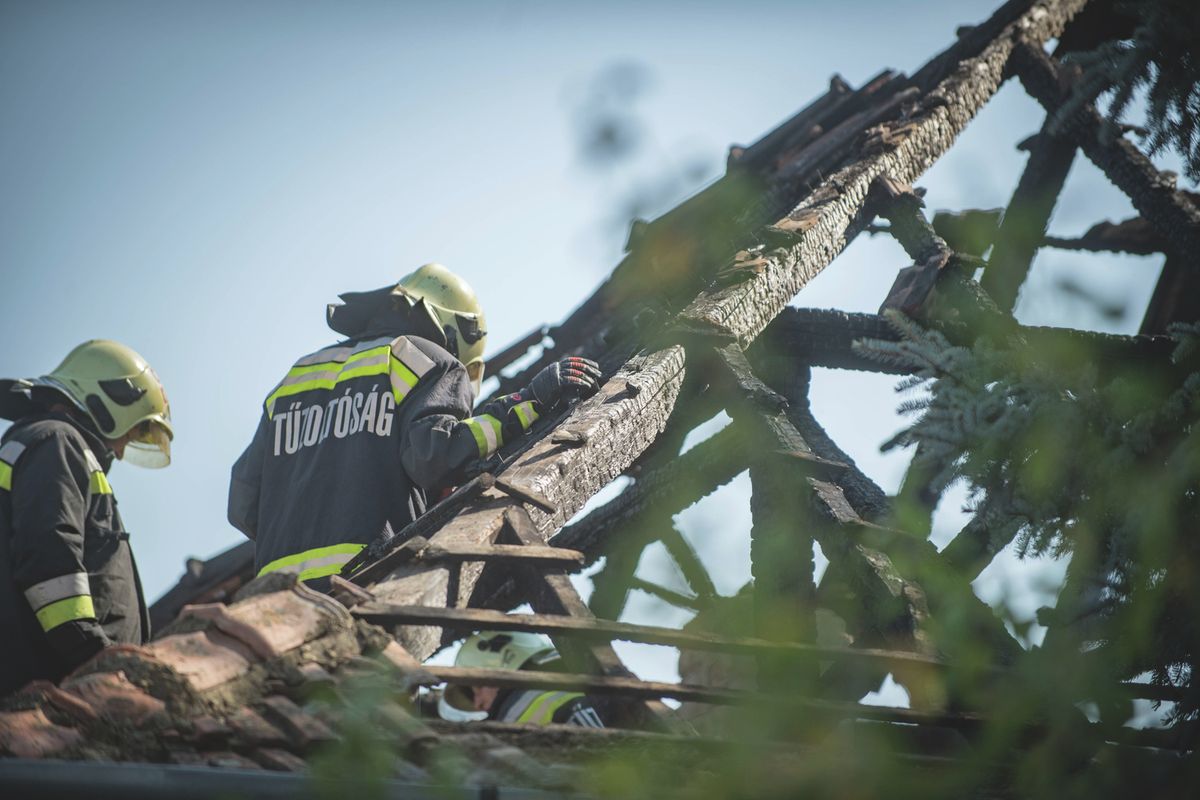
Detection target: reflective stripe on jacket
<box><xmin>0</xmin><ymin>413</ymin><xmax>149</xmax><ymax>694</ymax></box>
<box><xmin>492</xmin><ymin>688</ymin><xmax>606</xmax><ymax>728</ymax></box>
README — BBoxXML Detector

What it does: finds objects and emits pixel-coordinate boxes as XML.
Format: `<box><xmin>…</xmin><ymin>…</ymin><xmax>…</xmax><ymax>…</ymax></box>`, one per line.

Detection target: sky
<box><xmin>1</xmin><ymin>0</ymin><xmax>1180</xmax><ymax>699</ymax></box>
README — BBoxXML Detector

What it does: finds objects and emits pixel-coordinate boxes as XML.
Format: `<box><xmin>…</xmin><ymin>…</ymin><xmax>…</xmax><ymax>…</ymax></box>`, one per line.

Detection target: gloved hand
<box><xmin>528</xmin><ymin>357</ymin><xmax>603</xmax><ymax>409</ymax></box>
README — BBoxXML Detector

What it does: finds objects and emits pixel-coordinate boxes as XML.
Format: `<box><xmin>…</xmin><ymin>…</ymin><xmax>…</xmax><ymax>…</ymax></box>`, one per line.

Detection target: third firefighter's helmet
<box><xmin>392</xmin><ymin>263</ymin><xmax>487</xmax><ymax>394</ymax></box>
<box><xmin>25</xmin><ymin>340</ymin><xmax>173</xmax><ymax>468</ymax></box>
<box><xmin>455</xmin><ymin>631</ymin><xmax>557</xmax><ymax>671</ymax></box>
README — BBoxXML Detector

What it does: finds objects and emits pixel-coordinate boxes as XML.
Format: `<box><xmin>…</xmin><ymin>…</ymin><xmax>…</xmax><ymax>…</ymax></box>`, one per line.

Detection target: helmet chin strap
<box><xmin>437</xmin><ymin>693</ymin><xmax>489</xmax><ymax>723</ymax></box>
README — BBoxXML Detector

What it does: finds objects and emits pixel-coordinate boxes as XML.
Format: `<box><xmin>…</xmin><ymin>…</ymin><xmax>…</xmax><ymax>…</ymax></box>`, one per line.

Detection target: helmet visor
<box><xmin>122</xmin><ymin>420</ymin><xmax>172</xmax><ymax>469</ymax></box>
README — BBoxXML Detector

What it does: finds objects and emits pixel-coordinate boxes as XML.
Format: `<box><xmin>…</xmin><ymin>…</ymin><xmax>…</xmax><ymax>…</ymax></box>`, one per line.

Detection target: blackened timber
<box><xmin>872</xmin><ymin>179</ymin><xmax>955</xmax><ymax>316</ymax></box>
<box><xmin>982</xmin><ymin>114</ymin><xmax>1077</xmax><ymax>313</ymax></box>
<box><xmin>1140</xmin><ymin>256</ymin><xmax>1200</xmax><ymax>336</ymax></box>
<box><xmin>762</xmin><ymin>308</ymin><xmax>1176</xmax><ymax>375</ymax></box>
<box><xmin>763</xmin><ymin>308</ymin><xmax>908</xmax><ymax>374</ymax></box>
<box><xmin>366</xmin><ymin>346</ymin><xmax>686</xmax><ymax>660</ymax></box>
<box><xmin>352</xmin><ymin>603</ymin><xmax>952</xmax><ymax>671</ymax></box>
<box><xmin>627</xmin><ymin>577</ymin><xmax>703</xmax><ymax>610</ymax></box>
<box><xmin>553</xmin><ymin>424</ymin><xmax>747</xmax><ymax>561</ymax></box>
<box><xmin>1043</xmin><ymin>216</ymin><xmax>1164</xmax><ymax>255</ymax></box>
<box><xmin>1011</xmin><ymin>40</ymin><xmax>1200</xmax><ymax>260</ymax></box>
<box><xmin>658</xmin><ymin>524</ymin><xmax>718</xmax><ymax>602</ymax></box>
<box><xmin>750</xmin><ymin>353</ymin><xmax>887</xmax><ymax>520</ymax></box>
<box><xmin>677</xmin><ymin>0</ymin><xmax>1088</xmax><ymax>346</ymax></box>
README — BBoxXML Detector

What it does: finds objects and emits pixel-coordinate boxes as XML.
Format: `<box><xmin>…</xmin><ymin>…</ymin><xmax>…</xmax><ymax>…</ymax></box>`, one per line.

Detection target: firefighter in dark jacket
<box><xmin>437</xmin><ymin>631</ymin><xmax>606</xmax><ymax>727</ymax></box>
<box><xmin>0</xmin><ymin>340</ymin><xmax>173</xmax><ymax>694</ymax></box>
<box><xmin>227</xmin><ymin>263</ymin><xmax>602</xmax><ymax>585</ymax></box>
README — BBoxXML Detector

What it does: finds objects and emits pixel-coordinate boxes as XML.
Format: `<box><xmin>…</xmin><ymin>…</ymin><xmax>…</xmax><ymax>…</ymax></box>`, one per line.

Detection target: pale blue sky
<box><xmin>1</xmin><ymin>1</ymin><xmax>1176</xmax><ymax>689</ymax></box>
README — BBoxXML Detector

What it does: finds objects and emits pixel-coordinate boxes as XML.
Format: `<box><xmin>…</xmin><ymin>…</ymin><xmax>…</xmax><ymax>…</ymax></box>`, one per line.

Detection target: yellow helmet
<box><xmin>454</xmin><ymin>631</ymin><xmax>556</xmax><ymax>671</ymax></box>
<box><xmin>31</xmin><ymin>340</ymin><xmax>173</xmax><ymax>468</ymax></box>
<box><xmin>392</xmin><ymin>263</ymin><xmax>487</xmax><ymax>394</ymax></box>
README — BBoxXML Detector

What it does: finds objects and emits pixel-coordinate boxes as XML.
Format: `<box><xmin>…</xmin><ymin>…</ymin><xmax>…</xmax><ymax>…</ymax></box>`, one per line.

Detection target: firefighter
<box><xmin>227</xmin><ymin>263</ymin><xmax>602</xmax><ymax>585</ymax></box>
<box><xmin>0</xmin><ymin>340</ymin><xmax>173</xmax><ymax>694</ymax></box>
<box><xmin>437</xmin><ymin>631</ymin><xmax>606</xmax><ymax>728</ymax></box>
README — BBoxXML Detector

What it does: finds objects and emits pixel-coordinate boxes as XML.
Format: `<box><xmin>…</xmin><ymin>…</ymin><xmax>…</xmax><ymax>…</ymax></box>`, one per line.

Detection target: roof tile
<box><xmin>62</xmin><ymin>670</ymin><xmax>168</xmax><ymax>725</ymax></box>
<box><xmin>227</xmin><ymin>707</ymin><xmax>290</xmax><ymax>748</ymax></box>
<box><xmin>204</xmin><ymin>750</ymin><xmax>265</xmax><ymax>770</ymax></box>
<box><xmin>260</xmin><ymin>695</ymin><xmax>336</xmax><ymax>751</ymax></box>
<box><xmin>146</xmin><ymin>630</ymin><xmax>259</xmax><ymax>692</ymax></box>
<box><xmin>252</xmin><ymin>747</ymin><xmax>309</xmax><ymax>772</ymax></box>
<box><xmin>15</xmin><ymin>680</ymin><xmax>99</xmax><ymax>725</ymax></box>
<box><xmin>0</xmin><ymin>708</ymin><xmax>83</xmax><ymax>758</ymax></box>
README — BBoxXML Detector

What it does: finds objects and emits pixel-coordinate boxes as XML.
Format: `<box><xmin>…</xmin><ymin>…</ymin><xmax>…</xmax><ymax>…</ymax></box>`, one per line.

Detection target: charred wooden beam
<box><xmin>982</xmin><ymin>116</ymin><xmax>1077</xmax><ymax>313</ymax></box>
<box><xmin>627</xmin><ymin>577</ymin><xmax>703</xmax><ymax>611</ymax></box>
<box><xmin>762</xmin><ymin>308</ymin><xmax>1176</xmax><ymax>376</ymax></box>
<box><xmin>871</xmin><ymin>177</ymin><xmax>957</xmax><ymax>317</ymax></box>
<box><xmin>585</xmin><ymin>515</ymin><xmax>657</xmax><ymax>621</ymax></box>
<box><xmin>553</xmin><ymin>423</ymin><xmax>747</xmax><ymax>561</ymax></box>
<box><xmin>366</xmin><ymin>346</ymin><xmax>686</xmax><ymax>660</ymax></box>
<box><xmin>1011</xmin><ymin>40</ymin><xmax>1200</xmax><ymax>260</ymax></box>
<box><xmin>677</xmin><ymin>0</ymin><xmax>1088</xmax><ymax>346</ymax></box>
<box><xmin>658</xmin><ymin>524</ymin><xmax>718</xmax><ymax>603</ymax></box>
<box><xmin>1140</xmin><ymin>256</ymin><xmax>1200</xmax><ymax>335</ymax></box>
<box><xmin>353</xmin><ymin>603</ymin><xmax>953</xmax><ymax>671</ymax></box>
<box><xmin>1042</xmin><ymin>216</ymin><xmax>1164</xmax><ymax>255</ymax></box>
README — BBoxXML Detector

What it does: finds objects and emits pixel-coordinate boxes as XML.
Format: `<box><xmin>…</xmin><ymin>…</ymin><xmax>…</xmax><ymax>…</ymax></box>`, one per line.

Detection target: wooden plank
<box><xmin>675</xmin><ymin>0</ymin><xmax>1088</xmax><ymax>346</ymax></box>
<box><xmin>366</xmin><ymin>345</ymin><xmax>686</xmax><ymax>660</ymax></box>
<box><xmin>424</xmin><ymin>665</ymin><xmax>987</xmax><ymax>731</ymax></box>
<box><xmin>418</xmin><ymin>542</ymin><xmax>584</xmax><ymax>567</ymax></box>
<box><xmin>351</xmin><ymin>603</ymin><xmax>951</xmax><ymax>672</ymax></box>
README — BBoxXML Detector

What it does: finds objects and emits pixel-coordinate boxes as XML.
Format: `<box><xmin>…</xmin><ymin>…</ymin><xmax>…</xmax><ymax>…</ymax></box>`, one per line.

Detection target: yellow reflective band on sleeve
<box><xmin>464</xmin><ymin>414</ymin><xmax>503</xmax><ymax>459</ymax></box>
<box><xmin>89</xmin><ymin>470</ymin><xmax>113</xmax><ymax>495</ymax></box>
<box><xmin>515</xmin><ymin>691</ymin><xmax>584</xmax><ymax>725</ymax></box>
<box><xmin>512</xmin><ymin>401</ymin><xmax>539</xmax><ymax>431</ymax></box>
<box><xmin>389</xmin><ymin>355</ymin><xmax>420</xmax><ymax>403</ymax></box>
<box><xmin>0</xmin><ymin>440</ymin><xmax>24</xmax><ymax>491</ymax></box>
<box><xmin>34</xmin><ymin>595</ymin><xmax>97</xmax><ymax>632</ymax></box>
<box><xmin>256</xmin><ymin>542</ymin><xmax>366</xmax><ymax>582</ymax></box>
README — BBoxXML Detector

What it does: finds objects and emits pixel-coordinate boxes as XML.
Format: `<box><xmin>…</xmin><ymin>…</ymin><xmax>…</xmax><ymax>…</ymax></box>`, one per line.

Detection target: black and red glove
<box><xmin>528</xmin><ymin>357</ymin><xmax>603</xmax><ymax>409</ymax></box>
